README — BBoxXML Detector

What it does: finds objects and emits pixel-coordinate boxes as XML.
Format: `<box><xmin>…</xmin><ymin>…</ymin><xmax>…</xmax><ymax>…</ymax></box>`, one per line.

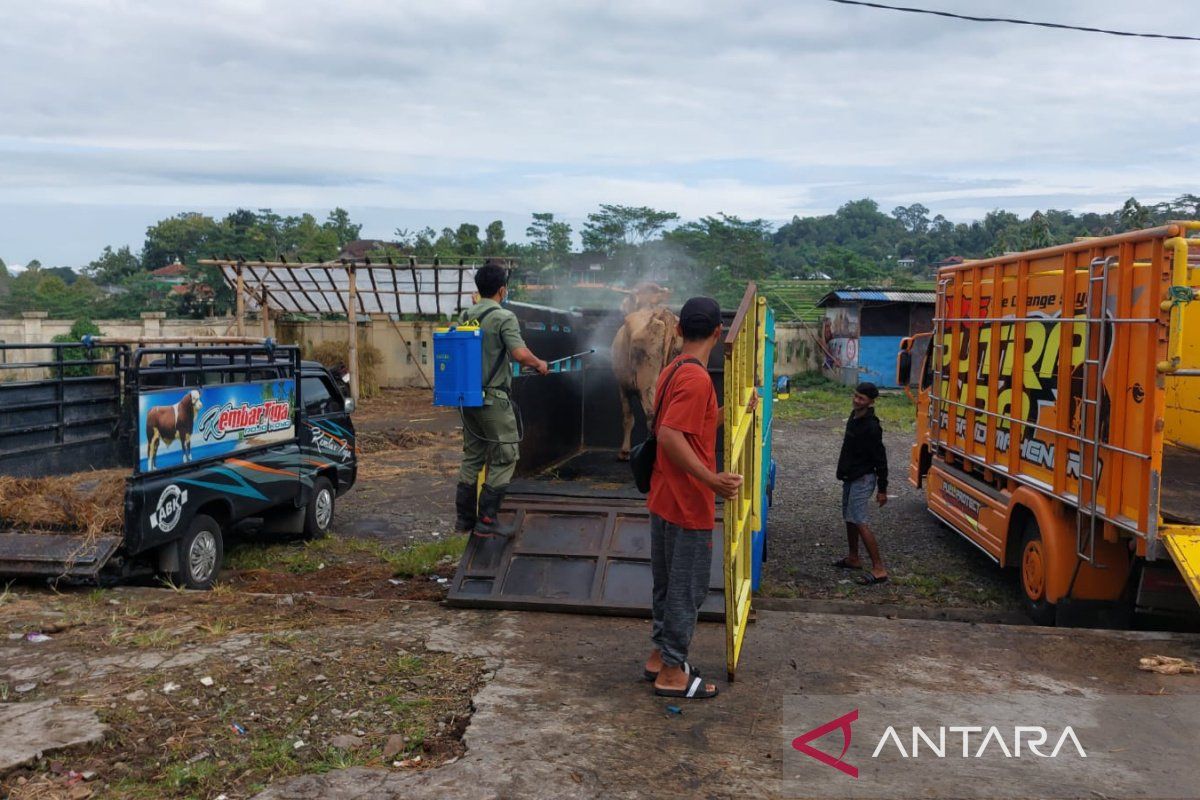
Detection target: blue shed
<box><xmin>816</xmin><ymin>289</ymin><xmax>935</xmax><ymax>388</ymax></box>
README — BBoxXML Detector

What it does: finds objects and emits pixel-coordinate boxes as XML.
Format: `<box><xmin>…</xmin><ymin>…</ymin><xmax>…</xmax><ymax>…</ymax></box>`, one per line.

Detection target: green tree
<box><xmin>525</xmin><ymin>213</ymin><xmax>573</xmax><ymax>274</ymax></box>
<box><xmin>1119</xmin><ymin>197</ymin><xmax>1153</xmax><ymax>231</ymax></box>
<box><xmin>455</xmin><ymin>223</ymin><xmax>482</xmax><ymax>256</ymax></box>
<box><xmin>665</xmin><ymin>214</ymin><xmax>773</xmax><ymax>303</ymax></box>
<box><xmin>141</xmin><ymin>212</ymin><xmax>221</xmax><ymax>270</ymax></box>
<box><xmin>580</xmin><ymin>205</ymin><xmax>679</xmax><ymax>257</ymax></box>
<box><xmin>85</xmin><ymin>245</ymin><xmax>141</xmax><ymax>284</ymax></box>
<box><xmin>324</xmin><ymin>208</ymin><xmax>362</xmax><ymax>248</ymax></box>
<box><xmin>483</xmin><ymin>220</ymin><xmax>508</xmax><ymax>256</ymax></box>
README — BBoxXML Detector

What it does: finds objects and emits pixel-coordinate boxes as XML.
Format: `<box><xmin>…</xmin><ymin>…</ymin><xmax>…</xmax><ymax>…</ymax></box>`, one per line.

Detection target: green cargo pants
<box><xmin>458</xmin><ymin>396</ymin><xmax>520</xmax><ymax>490</ymax></box>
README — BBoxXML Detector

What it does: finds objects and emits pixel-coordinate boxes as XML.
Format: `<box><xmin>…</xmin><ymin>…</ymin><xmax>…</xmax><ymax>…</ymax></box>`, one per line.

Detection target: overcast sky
<box><xmin>2</xmin><ymin>0</ymin><xmax>1198</xmax><ymax>267</ymax></box>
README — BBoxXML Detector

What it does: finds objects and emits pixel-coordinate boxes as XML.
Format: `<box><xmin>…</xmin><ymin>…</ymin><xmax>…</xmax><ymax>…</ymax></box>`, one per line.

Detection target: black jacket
<box><xmin>836</xmin><ymin>407</ymin><xmax>888</xmax><ymax>493</ymax></box>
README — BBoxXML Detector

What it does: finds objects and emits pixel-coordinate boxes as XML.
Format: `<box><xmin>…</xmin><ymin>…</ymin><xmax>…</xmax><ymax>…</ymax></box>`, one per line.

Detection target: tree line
<box><xmin>1</xmin><ymin>194</ymin><xmax>1197</xmax><ymax>319</ymax></box>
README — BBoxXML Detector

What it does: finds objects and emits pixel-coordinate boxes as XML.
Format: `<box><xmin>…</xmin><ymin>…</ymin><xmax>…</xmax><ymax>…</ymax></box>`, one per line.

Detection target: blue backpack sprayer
<box><xmin>432</xmin><ymin>316</ymin><xmax>592</xmax><ymax>442</ymax></box>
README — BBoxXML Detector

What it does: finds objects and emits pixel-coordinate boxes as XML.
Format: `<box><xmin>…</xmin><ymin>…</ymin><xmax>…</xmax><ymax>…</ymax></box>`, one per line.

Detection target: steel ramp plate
<box><xmin>447</xmin><ymin>497</ymin><xmax>725</xmax><ymax>620</ymax></box>
<box><xmin>0</xmin><ymin>531</ymin><xmax>122</xmax><ymax>578</ymax></box>
<box><xmin>1161</xmin><ymin>528</ymin><xmax>1200</xmax><ymax>606</ymax></box>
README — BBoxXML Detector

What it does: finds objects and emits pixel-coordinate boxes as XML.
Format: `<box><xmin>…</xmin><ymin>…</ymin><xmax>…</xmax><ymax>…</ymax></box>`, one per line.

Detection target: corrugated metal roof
<box><xmin>816</xmin><ymin>289</ymin><xmax>936</xmax><ymax>307</ymax></box>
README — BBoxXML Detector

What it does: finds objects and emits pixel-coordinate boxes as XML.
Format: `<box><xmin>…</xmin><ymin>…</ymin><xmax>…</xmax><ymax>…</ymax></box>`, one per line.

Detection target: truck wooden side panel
<box><xmin>933</xmin><ymin>236</ymin><xmax>1171</xmax><ymax>538</ymax></box>
<box><xmin>911</xmin><ymin>224</ymin><xmax>1200</xmax><ymax>613</ymax></box>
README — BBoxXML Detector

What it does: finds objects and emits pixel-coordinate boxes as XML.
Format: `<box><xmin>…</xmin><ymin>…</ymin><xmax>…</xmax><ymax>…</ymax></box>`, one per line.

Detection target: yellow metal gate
<box><xmin>723</xmin><ymin>284</ymin><xmax>764</xmax><ymax>681</ymax></box>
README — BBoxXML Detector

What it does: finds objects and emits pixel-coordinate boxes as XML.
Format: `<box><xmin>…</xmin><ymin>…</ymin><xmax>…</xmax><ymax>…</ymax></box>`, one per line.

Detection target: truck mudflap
<box><xmin>0</xmin><ymin>532</ymin><xmax>122</xmax><ymax>578</ymax></box>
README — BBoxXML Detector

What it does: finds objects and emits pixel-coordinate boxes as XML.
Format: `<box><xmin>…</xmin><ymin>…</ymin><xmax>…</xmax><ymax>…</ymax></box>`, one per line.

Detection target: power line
<box><xmin>825</xmin><ymin>0</ymin><xmax>1200</xmax><ymax>42</ymax></box>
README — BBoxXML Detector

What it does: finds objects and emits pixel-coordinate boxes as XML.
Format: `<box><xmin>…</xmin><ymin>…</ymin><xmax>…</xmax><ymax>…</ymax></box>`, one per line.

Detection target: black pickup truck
<box><xmin>0</xmin><ymin>340</ymin><xmax>357</xmax><ymax>588</ymax></box>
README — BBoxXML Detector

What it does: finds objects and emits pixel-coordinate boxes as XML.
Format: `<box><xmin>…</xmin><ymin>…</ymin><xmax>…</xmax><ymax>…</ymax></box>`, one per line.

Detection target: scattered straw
<box><xmin>0</xmin><ymin>468</ymin><xmax>127</xmax><ymax>537</ymax></box>
<box><xmin>357</xmin><ymin>428</ymin><xmax>438</xmax><ymax>454</ymax></box>
<box><xmin>1139</xmin><ymin>655</ymin><xmax>1199</xmax><ymax>675</ymax></box>
<box><xmin>308</xmin><ymin>339</ymin><xmax>383</xmax><ymax>398</ymax></box>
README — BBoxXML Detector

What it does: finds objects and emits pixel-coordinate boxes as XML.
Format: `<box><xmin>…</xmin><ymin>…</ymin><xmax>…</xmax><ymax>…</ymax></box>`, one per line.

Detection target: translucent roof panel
<box><xmin>217</xmin><ymin>263</ymin><xmax>480</xmax><ymax>317</ymax></box>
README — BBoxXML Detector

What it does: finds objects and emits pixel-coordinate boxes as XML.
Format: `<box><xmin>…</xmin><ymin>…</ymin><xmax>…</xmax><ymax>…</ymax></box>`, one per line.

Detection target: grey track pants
<box><xmin>650</xmin><ymin>512</ymin><xmax>713</xmax><ymax>668</ymax></box>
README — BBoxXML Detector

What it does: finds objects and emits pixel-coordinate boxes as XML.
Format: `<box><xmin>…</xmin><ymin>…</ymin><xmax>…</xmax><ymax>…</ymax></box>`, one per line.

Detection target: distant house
<box><xmin>816</xmin><ymin>288</ymin><xmax>935</xmax><ymax>388</ymax></box>
<box><xmin>931</xmin><ymin>255</ymin><xmax>966</xmax><ymax>270</ymax></box>
<box><xmin>150</xmin><ymin>261</ymin><xmax>188</xmax><ymax>285</ymax></box>
<box><xmin>151</xmin><ymin>261</ymin><xmax>214</xmax><ymax>310</ymax></box>
<box><xmin>337</xmin><ymin>240</ymin><xmax>399</xmax><ymax>260</ymax></box>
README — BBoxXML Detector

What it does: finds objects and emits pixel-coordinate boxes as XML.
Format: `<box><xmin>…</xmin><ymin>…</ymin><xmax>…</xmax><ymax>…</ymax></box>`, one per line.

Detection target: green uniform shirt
<box><xmin>463</xmin><ymin>298</ymin><xmax>526</xmax><ymax>402</ymax></box>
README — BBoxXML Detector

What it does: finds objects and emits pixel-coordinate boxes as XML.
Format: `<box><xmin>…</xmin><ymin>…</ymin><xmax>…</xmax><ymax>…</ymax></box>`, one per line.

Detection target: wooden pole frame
<box><xmin>235</xmin><ymin>263</ymin><xmax>246</xmax><ymax>337</ymax></box>
<box><xmin>347</xmin><ymin>265</ymin><xmax>360</xmax><ymax>404</ymax></box>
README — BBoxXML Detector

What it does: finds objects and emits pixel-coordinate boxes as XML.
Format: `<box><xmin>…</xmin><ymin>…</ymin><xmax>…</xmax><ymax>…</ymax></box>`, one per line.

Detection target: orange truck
<box><xmin>898</xmin><ymin>223</ymin><xmax>1200</xmax><ymax>623</ymax></box>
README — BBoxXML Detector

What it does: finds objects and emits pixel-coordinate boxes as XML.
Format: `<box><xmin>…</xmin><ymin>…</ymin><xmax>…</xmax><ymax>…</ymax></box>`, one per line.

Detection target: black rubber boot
<box><xmin>454</xmin><ymin>482</ymin><xmax>477</xmax><ymax>533</ymax></box>
<box><xmin>474</xmin><ymin>485</ymin><xmax>515</xmax><ymax>538</ymax></box>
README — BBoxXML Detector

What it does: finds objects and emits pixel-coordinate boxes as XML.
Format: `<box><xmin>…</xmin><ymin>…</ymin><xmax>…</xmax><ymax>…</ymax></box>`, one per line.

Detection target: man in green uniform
<box><xmin>455</xmin><ymin>263</ymin><xmax>548</xmax><ymax>537</ymax></box>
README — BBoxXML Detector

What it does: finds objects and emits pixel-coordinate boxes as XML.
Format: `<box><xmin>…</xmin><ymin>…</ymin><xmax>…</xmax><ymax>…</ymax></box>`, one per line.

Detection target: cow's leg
<box><xmin>618</xmin><ymin>387</ymin><xmax>634</xmax><ymax>461</ymax></box>
<box><xmin>640</xmin><ymin>383</ymin><xmax>657</xmax><ymax>436</ymax></box>
<box><xmin>148</xmin><ymin>432</ymin><xmax>159</xmax><ymax>470</ymax></box>
<box><xmin>182</xmin><ymin>433</ymin><xmax>191</xmax><ymax>462</ymax></box>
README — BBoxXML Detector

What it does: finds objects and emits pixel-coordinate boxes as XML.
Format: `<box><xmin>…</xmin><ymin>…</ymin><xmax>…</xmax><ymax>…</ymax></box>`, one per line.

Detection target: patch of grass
<box><xmin>774</xmin><ymin>372</ymin><xmax>915</xmax><ymax>431</ymax></box>
<box><xmin>384</xmin><ymin>536</ymin><xmax>467</xmax><ymax>578</ymax></box>
<box><xmin>199</xmin><ymin>619</ymin><xmax>232</xmax><ymax>637</ymax></box>
<box><xmin>225</xmin><ymin>535</ymin><xmax>467</xmax><ymax>579</ymax></box>
<box><xmin>394</xmin><ymin>653</ymin><xmax>425</xmax><ymax>675</ymax></box>
<box><xmin>312</xmin><ymin>745</ymin><xmax>377</xmax><ymax>773</ymax></box>
<box><xmin>161</xmin><ymin>759</ymin><xmax>219</xmax><ymax>793</ymax></box>
<box><xmin>757</xmin><ymin>580</ymin><xmax>800</xmax><ymax>599</ymax></box>
<box><xmin>385</xmin><ymin>694</ymin><xmax>432</xmax><ymax>713</ymax></box>
<box><xmin>128</xmin><ymin>627</ymin><xmax>175</xmax><ymax>649</ymax></box>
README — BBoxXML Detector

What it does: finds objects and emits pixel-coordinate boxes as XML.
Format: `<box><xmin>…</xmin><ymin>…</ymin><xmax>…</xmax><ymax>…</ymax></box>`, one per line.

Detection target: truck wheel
<box><xmin>175</xmin><ymin>514</ymin><xmax>224</xmax><ymax>590</ymax></box>
<box><xmin>304</xmin><ymin>477</ymin><xmax>335</xmax><ymax>539</ymax></box>
<box><xmin>1019</xmin><ymin>518</ymin><xmax>1057</xmax><ymax>626</ymax></box>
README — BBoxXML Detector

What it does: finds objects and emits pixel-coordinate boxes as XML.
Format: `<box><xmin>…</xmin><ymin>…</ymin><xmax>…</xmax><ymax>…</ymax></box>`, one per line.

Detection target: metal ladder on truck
<box><xmin>1073</xmin><ymin>256</ymin><xmax>1115</xmax><ymax>566</ymax></box>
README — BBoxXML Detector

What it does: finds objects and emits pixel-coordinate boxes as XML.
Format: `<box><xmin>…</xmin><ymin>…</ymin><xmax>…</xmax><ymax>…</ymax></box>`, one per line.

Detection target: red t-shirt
<box><xmin>646</xmin><ymin>357</ymin><xmax>719</xmax><ymax>531</ymax></box>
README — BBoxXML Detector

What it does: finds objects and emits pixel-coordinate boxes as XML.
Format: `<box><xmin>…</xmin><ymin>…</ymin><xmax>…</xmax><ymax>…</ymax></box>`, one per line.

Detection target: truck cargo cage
<box><xmin>0</xmin><ymin>341</ymin><xmax>130</xmax><ymax>478</ymax></box>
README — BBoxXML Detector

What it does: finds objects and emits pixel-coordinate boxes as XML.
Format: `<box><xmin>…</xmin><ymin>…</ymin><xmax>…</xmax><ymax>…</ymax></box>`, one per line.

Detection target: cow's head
<box><xmin>187</xmin><ymin>389</ymin><xmax>202</xmax><ymax>412</ymax></box>
<box><xmin>620</xmin><ymin>282</ymin><xmax>672</xmax><ymax>315</ymax></box>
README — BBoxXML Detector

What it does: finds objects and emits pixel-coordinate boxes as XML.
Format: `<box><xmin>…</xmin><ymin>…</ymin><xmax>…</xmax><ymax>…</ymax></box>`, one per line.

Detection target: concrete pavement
<box><xmin>255</xmin><ymin>604</ymin><xmax>1200</xmax><ymax>800</ymax></box>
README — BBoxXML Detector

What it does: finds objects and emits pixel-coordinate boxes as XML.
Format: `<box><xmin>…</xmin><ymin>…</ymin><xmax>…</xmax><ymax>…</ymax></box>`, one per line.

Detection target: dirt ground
<box><xmin>336</xmin><ymin>390</ymin><xmax>462</xmax><ymax>546</ymax></box>
<box><xmin>764</xmin><ymin>413</ymin><xmax>1020</xmax><ymax>613</ymax></box>
<box><xmin>0</xmin><ymin>587</ymin><xmax>483</xmax><ymax>799</ymax></box>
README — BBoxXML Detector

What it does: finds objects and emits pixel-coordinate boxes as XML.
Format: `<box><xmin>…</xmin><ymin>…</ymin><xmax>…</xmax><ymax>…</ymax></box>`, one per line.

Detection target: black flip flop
<box><xmin>654</xmin><ymin>674</ymin><xmax>719</xmax><ymax>699</ymax></box>
<box><xmin>643</xmin><ymin>662</ymin><xmax>700</xmax><ymax>682</ymax></box>
<box><xmin>857</xmin><ymin>574</ymin><xmax>889</xmax><ymax>585</ymax></box>
<box><xmin>831</xmin><ymin>558</ymin><xmax>863</xmax><ymax>570</ymax></box>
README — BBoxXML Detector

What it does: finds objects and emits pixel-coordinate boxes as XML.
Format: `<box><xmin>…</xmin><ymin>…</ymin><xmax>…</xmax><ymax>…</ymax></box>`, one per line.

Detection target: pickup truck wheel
<box><xmin>1019</xmin><ymin>519</ymin><xmax>1056</xmax><ymax>626</ymax></box>
<box><xmin>176</xmin><ymin>514</ymin><xmax>224</xmax><ymax>590</ymax></box>
<box><xmin>304</xmin><ymin>477</ymin><xmax>335</xmax><ymax>539</ymax></box>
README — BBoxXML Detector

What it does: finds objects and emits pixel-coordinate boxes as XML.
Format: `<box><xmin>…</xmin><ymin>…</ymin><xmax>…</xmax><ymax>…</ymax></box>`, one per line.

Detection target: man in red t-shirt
<box><xmin>643</xmin><ymin>297</ymin><xmax>744</xmax><ymax>700</ymax></box>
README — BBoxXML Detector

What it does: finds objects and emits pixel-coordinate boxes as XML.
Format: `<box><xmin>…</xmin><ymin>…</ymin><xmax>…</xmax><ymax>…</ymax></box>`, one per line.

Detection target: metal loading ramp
<box><xmin>446</xmin><ymin>494</ymin><xmax>725</xmax><ymax>620</ymax></box>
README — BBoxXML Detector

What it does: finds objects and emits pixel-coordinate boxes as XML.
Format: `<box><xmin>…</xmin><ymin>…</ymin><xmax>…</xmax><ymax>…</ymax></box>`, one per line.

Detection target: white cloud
<box><xmin>0</xmin><ymin>0</ymin><xmax>1198</xmax><ymax>264</ymax></box>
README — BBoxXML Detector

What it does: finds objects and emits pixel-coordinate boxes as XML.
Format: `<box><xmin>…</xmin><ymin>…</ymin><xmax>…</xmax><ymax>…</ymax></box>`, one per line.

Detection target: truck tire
<box><xmin>1019</xmin><ymin>518</ymin><xmax>1057</xmax><ymax>626</ymax></box>
<box><xmin>175</xmin><ymin>514</ymin><xmax>224</xmax><ymax>590</ymax></box>
<box><xmin>304</xmin><ymin>477</ymin><xmax>335</xmax><ymax>540</ymax></box>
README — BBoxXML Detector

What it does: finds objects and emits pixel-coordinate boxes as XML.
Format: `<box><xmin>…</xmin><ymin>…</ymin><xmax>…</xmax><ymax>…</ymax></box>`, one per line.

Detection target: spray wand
<box><xmin>520</xmin><ymin>349</ymin><xmax>595</xmax><ymax>375</ymax></box>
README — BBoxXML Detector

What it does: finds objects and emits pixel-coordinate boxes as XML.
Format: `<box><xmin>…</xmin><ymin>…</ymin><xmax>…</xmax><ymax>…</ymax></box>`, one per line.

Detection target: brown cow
<box><xmin>146</xmin><ymin>389</ymin><xmax>203</xmax><ymax>470</ymax></box>
<box><xmin>612</xmin><ymin>289</ymin><xmax>682</xmax><ymax>460</ymax></box>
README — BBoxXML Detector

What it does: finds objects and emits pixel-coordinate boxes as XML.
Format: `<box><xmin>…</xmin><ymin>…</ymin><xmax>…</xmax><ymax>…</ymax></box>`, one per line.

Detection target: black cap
<box><xmin>679</xmin><ymin>296</ymin><xmax>722</xmax><ymax>338</ymax></box>
<box><xmin>855</xmin><ymin>381</ymin><xmax>879</xmax><ymax>400</ymax></box>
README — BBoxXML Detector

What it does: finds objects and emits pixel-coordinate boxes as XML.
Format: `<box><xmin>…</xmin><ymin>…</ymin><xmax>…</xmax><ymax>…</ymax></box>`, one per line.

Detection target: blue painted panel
<box><xmin>858</xmin><ymin>336</ymin><xmax>904</xmax><ymax>388</ymax></box>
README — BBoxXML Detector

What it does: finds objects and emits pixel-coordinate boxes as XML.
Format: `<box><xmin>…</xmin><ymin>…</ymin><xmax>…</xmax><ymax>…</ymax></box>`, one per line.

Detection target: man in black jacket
<box><xmin>832</xmin><ymin>381</ymin><xmax>889</xmax><ymax>584</ymax></box>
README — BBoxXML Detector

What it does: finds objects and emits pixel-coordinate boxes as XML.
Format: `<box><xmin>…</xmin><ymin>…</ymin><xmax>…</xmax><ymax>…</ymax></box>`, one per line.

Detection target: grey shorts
<box><xmin>841</xmin><ymin>474</ymin><xmax>877</xmax><ymax>525</ymax></box>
